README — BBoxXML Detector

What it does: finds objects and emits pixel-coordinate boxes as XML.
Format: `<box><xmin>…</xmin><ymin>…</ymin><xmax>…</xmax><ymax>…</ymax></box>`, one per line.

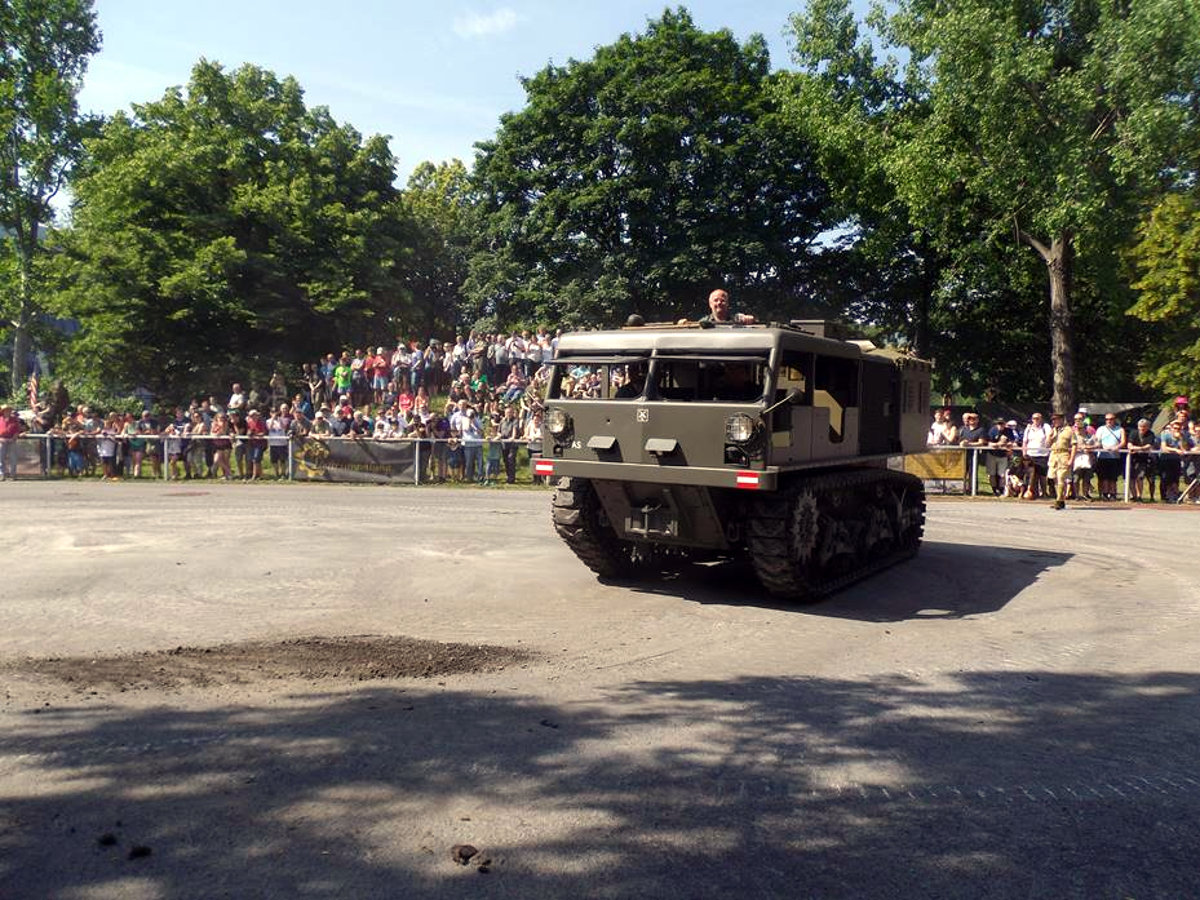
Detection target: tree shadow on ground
<box><xmin>2</xmin><ymin>667</ymin><xmax>1198</xmax><ymax>899</ymax></box>
<box><xmin>617</xmin><ymin>541</ymin><xmax>1071</xmax><ymax>621</ymax></box>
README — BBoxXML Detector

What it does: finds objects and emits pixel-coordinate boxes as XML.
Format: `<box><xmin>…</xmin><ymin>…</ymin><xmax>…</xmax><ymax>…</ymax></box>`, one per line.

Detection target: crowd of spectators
<box><xmin>926</xmin><ymin>396</ymin><xmax>1200</xmax><ymax>504</ymax></box>
<box><xmin>3</xmin><ymin>330</ymin><xmax>559</xmax><ymax>485</ymax></box>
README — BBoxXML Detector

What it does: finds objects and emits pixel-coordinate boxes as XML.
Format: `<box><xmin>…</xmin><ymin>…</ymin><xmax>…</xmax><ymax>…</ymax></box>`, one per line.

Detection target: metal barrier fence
<box><xmin>6</xmin><ymin>435</ymin><xmax>1196</xmax><ymax>501</ymax></box>
<box><xmin>2</xmin><ymin>433</ymin><xmax>548</xmax><ymax>487</ymax></box>
<box><xmin>910</xmin><ymin>446</ymin><xmax>1200</xmax><ymax>503</ymax></box>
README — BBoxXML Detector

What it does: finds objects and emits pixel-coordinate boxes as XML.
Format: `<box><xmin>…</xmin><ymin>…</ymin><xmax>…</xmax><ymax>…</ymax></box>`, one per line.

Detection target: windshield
<box><xmin>548</xmin><ymin>362</ymin><xmax>636</xmax><ymax>400</ymax></box>
<box><xmin>653</xmin><ymin>358</ymin><xmax>766</xmax><ymax>402</ymax></box>
<box><xmin>549</xmin><ymin>355</ymin><xmax>768</xmax><ymax>403</ymax></box>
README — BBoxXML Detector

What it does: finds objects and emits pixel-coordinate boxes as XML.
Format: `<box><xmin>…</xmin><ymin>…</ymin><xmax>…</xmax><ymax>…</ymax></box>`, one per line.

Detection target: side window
<box><xmin>775</xmin><ymin>351</ymin><xmax>812</xmax><ymax>434</ymax></box>
<box><xmin>549</xmin><ymin>365</ymin><xmax>612</xmax><ymax>400</ymax></box>
<box><xmin>813</xmin><ymin>355</ymin><xmax>859</xmax><ymax>443</ymax></box>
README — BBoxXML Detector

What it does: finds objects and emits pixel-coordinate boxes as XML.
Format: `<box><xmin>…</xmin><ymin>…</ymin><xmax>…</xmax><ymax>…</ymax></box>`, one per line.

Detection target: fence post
<box><xmin>971</xmin><ymin>448</ymin><xmax>978</xmax><ymax>496</ymax></box>
<box><xmin>45</xmin><ymin>435</ymin><xmax>52</xmax><ymax>478</ymax></box>
<box><xmin>414</xmin><ymin>438</ymin><xmax>421</xmax><ymax>485</ymax></box>
<box><xmin>288</xmin><ymin>436</ymin><xmax>294</xmax><ymax>481</ymax></box>
<box><xmin>1123</xmin><ymin>450</ymin><xmax>1131</xmax><ymax>503</ymax></box>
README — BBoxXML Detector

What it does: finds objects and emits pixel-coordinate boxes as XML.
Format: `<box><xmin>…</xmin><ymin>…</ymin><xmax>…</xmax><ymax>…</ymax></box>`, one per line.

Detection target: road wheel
<box><xmin>551</xmin><ymin>476</ymin><xmax>640</xmax><ymax>579</ymax></box>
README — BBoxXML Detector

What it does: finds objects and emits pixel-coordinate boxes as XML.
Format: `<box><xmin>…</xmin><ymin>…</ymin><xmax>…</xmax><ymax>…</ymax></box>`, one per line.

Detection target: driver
<box><xmin>712</xmin><ymin>362</ymin><xmax>760</xmax><ymax>402</ymax></box>
<box><xmin>615</xmin><ymin>362</ymin><xmax>647</xmax><ymax>399</ymax></box>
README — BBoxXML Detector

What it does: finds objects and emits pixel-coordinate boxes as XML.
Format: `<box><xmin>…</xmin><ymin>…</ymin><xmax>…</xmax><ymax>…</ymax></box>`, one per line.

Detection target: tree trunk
<box><xmin>1017</xmin><ymin>227</ymin><xmax>1074</xmax><ymax>415</ymax></box>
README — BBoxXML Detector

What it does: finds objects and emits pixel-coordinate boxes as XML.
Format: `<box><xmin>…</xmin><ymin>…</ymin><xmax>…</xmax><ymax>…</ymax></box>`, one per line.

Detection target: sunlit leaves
<box><xmin>467</xmin><ymin>9</ymin><xmax>833</xmax><ymax>329</ymax></box>
<box><xmin>50</xmin><ymin>60</ymin><xmax>415</xmax><ymax>398</ymax></box>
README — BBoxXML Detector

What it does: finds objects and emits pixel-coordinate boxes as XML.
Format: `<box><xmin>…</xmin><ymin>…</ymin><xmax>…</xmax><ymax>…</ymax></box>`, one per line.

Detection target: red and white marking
<box><xmin>534</xmin><ymin>460</ymin><xmax>555</xmax><ymax>476</ymax></box>
<box><xmin>735</xmin><ymin>471</ymin><xmax>760</xmax><ymax>489</ymax></box>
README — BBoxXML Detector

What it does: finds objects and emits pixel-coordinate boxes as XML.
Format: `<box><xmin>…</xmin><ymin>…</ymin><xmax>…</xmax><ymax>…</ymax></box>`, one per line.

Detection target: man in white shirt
<box><xmin>1022</xmin><ymin>413</ymin><xmax>1052</xmax><ymax>499</ymax></box>
<box><xmin>227</xmin><ymin>383</ymin><xmax>245</xmax><ymax>412</ymax></box>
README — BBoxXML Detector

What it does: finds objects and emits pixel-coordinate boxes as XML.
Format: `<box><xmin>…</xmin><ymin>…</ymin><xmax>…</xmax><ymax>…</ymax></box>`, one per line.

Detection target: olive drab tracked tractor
<box><xmin>534</xmin><ymin>320</ymin><xmax>931</xmax><ymax>601</ymax></box>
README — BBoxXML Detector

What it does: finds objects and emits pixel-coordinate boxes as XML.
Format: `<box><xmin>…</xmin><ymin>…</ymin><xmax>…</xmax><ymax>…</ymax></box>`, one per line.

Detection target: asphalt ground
<box><xmin>1</xmin><ymin>482</ymin><xmax>1198</xmax><ymax>899</ymax></box>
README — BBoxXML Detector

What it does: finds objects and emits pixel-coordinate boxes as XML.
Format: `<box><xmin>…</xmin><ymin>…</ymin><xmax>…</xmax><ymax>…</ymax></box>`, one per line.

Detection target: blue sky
<box><xmin>79</xmin><ymin>1</ymin><xmax>839</xmax><ymax>183</ymax></box>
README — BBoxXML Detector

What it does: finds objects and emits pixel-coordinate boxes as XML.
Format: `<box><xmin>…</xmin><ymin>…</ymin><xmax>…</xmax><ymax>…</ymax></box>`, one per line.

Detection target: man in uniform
<box><xmin>1047</xmin><ymin>411</ymin><xmax>1080</xmax><ymax>510</ymax></box>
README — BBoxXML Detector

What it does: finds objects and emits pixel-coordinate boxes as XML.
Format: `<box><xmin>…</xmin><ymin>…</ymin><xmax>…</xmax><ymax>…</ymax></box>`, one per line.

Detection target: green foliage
<box><xmin>401</xmin><ymin>159</ymin><xmax>476</xmax><ymax>338</ymax></box>
<box><xmin>782</xmin><ymin>0</ymin><xmax>945</xmax><ymax>364</ymax></box>
<box><xmin>1127</xmin><ymin>192</ymin><xmax>1200</xmax><ymax>399</ymax></box>
<box><xmin>49</xmin><ymin>60</ymin><xmax>420</xmax><ymax>400</ymax></box>
<box><xmin>0</xmin><ymin>0</ymin><xmax>100</xmax><ymax>397</ymax></box>
<box><xmin>785</xmin><ymin>0</ymin><xmax>1200</xmax><ymax>408</ymax></box>
<box><xmin>466</xmin><ymin>8</ymin><xmax>834</xmax><ymax>329</ymax></box>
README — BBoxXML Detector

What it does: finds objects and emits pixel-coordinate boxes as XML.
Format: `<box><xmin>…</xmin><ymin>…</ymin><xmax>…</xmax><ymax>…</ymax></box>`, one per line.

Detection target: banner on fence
<box><xmin>292</xmin><ymin>438</ymin><xmax>416</xmax><ymax>484</ymax></box>
<box><xmin>8</xmin><ymin>439</ymin><xmax>44</xmax><ymax>476</ymax></box>
<box><xmin>904</xmin><ymin>450</ymin><xmax>966</xmax><ymax>480</ymax></box>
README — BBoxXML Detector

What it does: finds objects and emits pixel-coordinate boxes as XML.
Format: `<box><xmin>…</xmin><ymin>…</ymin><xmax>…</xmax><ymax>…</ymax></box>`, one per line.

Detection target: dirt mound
<box><xmin>9</xmin><ymin>635</ymin><xmax>531</xmax><ymax>691</ymax></box>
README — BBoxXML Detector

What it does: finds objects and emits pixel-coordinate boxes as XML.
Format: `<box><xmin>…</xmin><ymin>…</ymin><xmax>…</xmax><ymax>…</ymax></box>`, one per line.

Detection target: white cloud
<box><xmin>452</xmin><ymin>8</ymin><xmax>518</xmax><ymax>39</ymax></box>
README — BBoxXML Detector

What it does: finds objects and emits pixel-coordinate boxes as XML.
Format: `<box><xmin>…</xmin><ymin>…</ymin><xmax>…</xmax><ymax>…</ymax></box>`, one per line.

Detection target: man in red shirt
<box><xmin>0</xmin><ymin>404</ymin><xmax>26</xmax><ymax>480</ymax></box>
<box><xmin>371</xmin><ymin>347</ymin><xmax>390</xmax><ymax>405</ymax></box>
<box><xmin>244</xmin><ymin>408</ymin><xmax>269</xmax><ymax>481</ymax></box>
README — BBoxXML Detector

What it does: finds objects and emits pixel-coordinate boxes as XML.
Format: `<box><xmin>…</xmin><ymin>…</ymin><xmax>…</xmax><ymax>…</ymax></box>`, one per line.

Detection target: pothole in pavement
<box><xmin>7</xmin><ymin>635</ymin><xmax>533</xmax><ymax>691</ymax></box>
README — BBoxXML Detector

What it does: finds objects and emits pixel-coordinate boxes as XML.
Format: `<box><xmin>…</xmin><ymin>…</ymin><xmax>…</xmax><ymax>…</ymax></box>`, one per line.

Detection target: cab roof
<box><xmin>555</xmin><ymin>322</ymin><xmax>866</xmax><ymax>360</ymax></box>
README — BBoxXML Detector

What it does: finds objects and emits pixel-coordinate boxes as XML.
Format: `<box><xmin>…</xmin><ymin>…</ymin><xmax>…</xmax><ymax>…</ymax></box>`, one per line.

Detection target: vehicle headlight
<box><xmin>725</xmin><ymin>413</ymin><xmax>757</xmax><ymax>444</ymax></box>
<box><xmin>546</xmin><ymin>408</ymin><xmax>571</xmax><ymax>436</ymax></box>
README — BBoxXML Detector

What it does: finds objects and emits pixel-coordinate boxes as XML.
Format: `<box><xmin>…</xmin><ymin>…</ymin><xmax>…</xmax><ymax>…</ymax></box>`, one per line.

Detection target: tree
<box><xmin>0</xmin><ymin>0</ymin><xmax>100</xmax><ymax>397</ymax></box>
<box><xmin>1126</xmin><ymin>192</ymin><xmax>1200</xmax><ymax>401</ymax></box>
<box><xmin>850</xmin><ymin>0</ymin><xmax>1200</xmax><ymax>413</ymax></box>
<box><xmin>466</xmin><ymin>8</ymin><xmax>834</xmax><ymax>330</ymax></box>
<box><xmin>49</xmin><ymin>60</ymin><xmax>417</xmax><ymax>400</ymax></box>
<box><xmin>401</xmin><ymin>159</ymin><xmax>476</xmax><ymax>337</ymax></box>
<box><xmin>785</xmin><ymin>0</ymin><xmax>1168</xmax><ymax>404</ymax></box>
<box><xmin>782</xmin><ymin>0</ymin><xmax>944</xmax><ymax>363</ymax></box>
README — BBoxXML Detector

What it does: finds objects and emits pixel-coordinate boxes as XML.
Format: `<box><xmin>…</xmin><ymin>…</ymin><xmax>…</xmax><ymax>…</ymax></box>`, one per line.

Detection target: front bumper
<box><xmin>535</xmin><ymin>458</ymin><xmax>777</xmax><ymax>491</ymax></box>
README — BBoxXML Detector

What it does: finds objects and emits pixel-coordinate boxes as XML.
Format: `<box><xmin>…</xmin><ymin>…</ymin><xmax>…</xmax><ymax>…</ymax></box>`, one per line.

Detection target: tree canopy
<box><xmin>465</xmin><ymin>8</ymin><xmax>835</xmax><ymax>330</ymax></box>
<box><xmin>786</xmin><ymin>0</ymin><xmax>1200</xmax><ymax>410</ymax></box>
<box><xmin>5</xmin><ymin>3</ymin><xmax>1196</xmax><ymax>408</ymax></box>
<box><xmin>1127</xmin><ymin>191</ymin><xmax>1200</xmax><ymax>401</ymax></box>
<box><xmin>49</xmin><ymin>60</ymin><xmax>419</xmax><ymax>399</ymax></box>
<box><xmin>0</xmin><ymin>0</ymin><xmax>99</xmax><ymax>396</ymax></box>
<box><xmin>402</xmin><ymin>159</ymin><xmax>476</xmax><ymax>337</ymax></box>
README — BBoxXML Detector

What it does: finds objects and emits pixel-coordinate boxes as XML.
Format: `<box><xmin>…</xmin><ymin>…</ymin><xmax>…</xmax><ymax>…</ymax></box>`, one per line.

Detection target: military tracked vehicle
<box><xmin>534</xmin><ymin>319</ymin><xmax>931</xmax><ymax>600</ymax></box>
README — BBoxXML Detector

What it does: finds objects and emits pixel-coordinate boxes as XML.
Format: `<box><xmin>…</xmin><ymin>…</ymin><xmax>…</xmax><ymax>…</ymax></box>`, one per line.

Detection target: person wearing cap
<box><xmin>1093</xmin><ymin>413</ymin><xmax>1126</xmax><ymax>501</ymax></box>
<box><xmin>955</xmin><ymin>411</ymin><xmax>987</xmax><ymax>494</ymax></box>
<box><xmin>1068</xmin><ymin>411</ymin><xmax>1097</xmax><ymax>500</ymax></box>
<box><xmin>243</xmin><ymin>409</ymin><xmax>268</xmax><ymax>480</ymax></box>
<box><xmin>370</xmin><ymin>347</ymin><xmax>390</xmax><ymax>405</ymax></box>
<box><xmin>1172</xmin><ymin>396</ymin><xmax>1191</xmax><ymax>433</ymax></box>
<box><xmin>1158</xmin><ymin>418</ymin><xmax>1190</xmax><ymax>501</ymax></box>
<box><xmin>0</xmin><ymin>404</ymin><xmax>26</xmax><ymax>480</ymax></box>
<box><xmin>1046</xmin><ymin>412</ymin><xmax>1080</xmax><ymax>509</ymax></box>
<box><xmin>1127</xmin><ymin>418</ymin><xmax>1159</xmax><ymax>502</ymax></box>
<box><xmin>310</xmin><ymin>410</ymin><xmax>331</xmax><ymax>437</ymax></box>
